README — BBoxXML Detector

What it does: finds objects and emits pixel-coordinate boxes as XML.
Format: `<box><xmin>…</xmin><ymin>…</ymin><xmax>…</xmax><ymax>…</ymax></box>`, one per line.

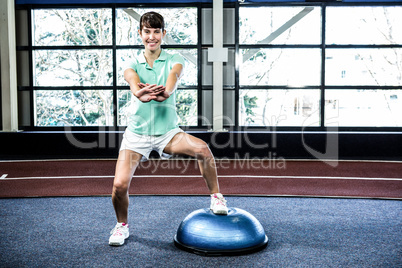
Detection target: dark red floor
<box><xmin>0</xmin><ymin>159</ymin><xmax>401</xmax><ymax>198</ymax></box>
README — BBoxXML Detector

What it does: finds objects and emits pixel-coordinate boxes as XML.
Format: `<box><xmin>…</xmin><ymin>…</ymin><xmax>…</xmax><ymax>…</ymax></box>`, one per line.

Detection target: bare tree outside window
<box><xmin>239</xmin><ymin>6</ymin><xmax>401</xmax><ymax>127</ymax></box>
<box><xmin>325</xmin><ymin>7</ymin><xmax>402</xmax><ymax>127</ymax></box>
<box><xmin>31</xmin><ymin>6</ymin><xmax>401</xmax><ymax>128</ymax></box>
<box><xmin>33</xmin><ymin>8</ymin><xmax>198</xmax><ymax>127</ymax></box>
<box><xmin>239</xmin><ymin>7</ymin><xmax>321</xmax><ymax>127</ymax></box>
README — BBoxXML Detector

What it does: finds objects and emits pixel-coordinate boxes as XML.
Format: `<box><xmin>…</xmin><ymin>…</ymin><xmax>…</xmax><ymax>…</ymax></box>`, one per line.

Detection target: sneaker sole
<box><xmin>109</xmin><ymin>241</ymin><xmax>125</xmax><ymax>246</ymax></box>
<box><xmin>109</xmin><ymin>234</ymin><xmax>129</xmax><ymax>246</ymax></box>
<box><xmin>211</xmin><ymin>208</ymin><xmax>228</xmax><ymax>215</ymax></box>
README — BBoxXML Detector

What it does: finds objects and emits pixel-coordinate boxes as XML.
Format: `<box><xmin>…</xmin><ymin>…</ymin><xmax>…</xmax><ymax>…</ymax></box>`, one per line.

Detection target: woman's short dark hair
<box><xmin>140</xmin><ymin>12</ymin><xmax>165</xmax><ymax>32</ymax></box>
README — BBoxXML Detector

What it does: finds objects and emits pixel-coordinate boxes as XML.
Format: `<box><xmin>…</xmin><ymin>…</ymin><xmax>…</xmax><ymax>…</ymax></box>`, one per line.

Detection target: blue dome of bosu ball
<box><xmin>174</xmin><ymin>207</ymin><xmax>268</xmax><ymax>256</ymax></box>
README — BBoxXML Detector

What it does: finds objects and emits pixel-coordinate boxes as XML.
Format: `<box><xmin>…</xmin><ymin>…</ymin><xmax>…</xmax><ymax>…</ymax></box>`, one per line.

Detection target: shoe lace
<box><xmin>214</xmin><ymin>195</ymin><xmax>227</xmax><ymax>206</ymax></box>
<box><xmin>110</xmin><ymin>225</ymin><xmax>125</xmax><ymax>236</ymax></box>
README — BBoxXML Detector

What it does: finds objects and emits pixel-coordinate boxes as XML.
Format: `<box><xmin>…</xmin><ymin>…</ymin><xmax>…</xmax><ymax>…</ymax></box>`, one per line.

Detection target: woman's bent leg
<box><xmin>112</xmin><ymin>149</ymin><xmax>142</xmax><ymax>224</ymax></box>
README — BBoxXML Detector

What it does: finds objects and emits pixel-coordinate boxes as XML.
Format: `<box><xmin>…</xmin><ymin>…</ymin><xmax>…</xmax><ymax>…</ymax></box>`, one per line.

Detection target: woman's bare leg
<box><xmin>112</xmin><ymin>149</ymin><xmax>142</xmax><ymax>223</ymax></box>
<box><xmin>164</xmin><ymin>132</ymin><xmax>220</xmax><ymax>194</ymax></box>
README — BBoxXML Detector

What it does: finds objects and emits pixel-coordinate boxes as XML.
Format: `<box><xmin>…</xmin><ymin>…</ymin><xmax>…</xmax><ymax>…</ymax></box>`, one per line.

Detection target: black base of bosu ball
<box><xmin>174</xmin><ymin>207</ymin><xmax>268</xmax><ymax>256</ymax></box>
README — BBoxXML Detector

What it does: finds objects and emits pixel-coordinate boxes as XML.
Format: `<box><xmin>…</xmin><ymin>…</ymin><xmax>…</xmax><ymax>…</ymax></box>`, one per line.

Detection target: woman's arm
<box><xmin>124</xmin><ymin>68</ymin><xmax>141</xmax><ymax>94</ymax></box>
<box><xmin>165</xmin><ymin>63</ymin><xmax>184</xmax><ymax>95</ymax></box>
<box><xmin>149</xmin><ymin>63</ymin><xmax>184</xmax><ymax>102</ymax></box>
<box><xmin>124</xmin><ymin>68</ymin><xmax>164</xmax><ymax>102</ymax></box>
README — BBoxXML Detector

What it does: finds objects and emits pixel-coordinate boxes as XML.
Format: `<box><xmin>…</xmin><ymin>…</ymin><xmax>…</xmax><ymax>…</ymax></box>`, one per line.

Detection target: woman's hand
<box><xmin>135</xmin><ymin>83</ymin><xmax>165</xmax><ymax>102</ymax></box>
<box><xmin>153</xmin><ymin>89</ymin><xmax>170</xmax><ymax>102</ymax></box>
<box><xmin>137</xmin><ymin>83</ymin><xmax>170</xmax><ymax>102</ymax></box>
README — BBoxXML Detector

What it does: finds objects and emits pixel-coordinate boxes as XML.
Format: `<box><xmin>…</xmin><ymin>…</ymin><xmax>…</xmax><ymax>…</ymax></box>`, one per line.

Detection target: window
<box><xmin>238</xmin><ymin>4</ymin><xmax>402</xmax><ymax>128</ymax></box>
<box><xmin>32</xmin><ymin>9</ymin><xmax>113</xmax><ymax>126</ymax></box>
<box><xmin>325</xmin><ymin>6</ymin><xmax>402</xmax><ymax>127</ymax></box>
<box><xmin>16</xmin><ymin>3</ymin><xmax>402</xmax><ymax>130</ymax></box>
<box><xmin>239</xmin><ymin>6</ymin><xmax>322</xmax><ymax>128</ymax></box>
<box><xmin>27</xmin><ymin>7</ymin><xmax>198</xmax><ymax>127</ymax></box>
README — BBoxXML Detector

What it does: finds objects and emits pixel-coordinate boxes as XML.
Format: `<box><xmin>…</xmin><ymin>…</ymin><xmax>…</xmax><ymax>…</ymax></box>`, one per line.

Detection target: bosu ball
<box><xmin>174</xmin><ymin>207</ymin><xmax>268</xmax><ymax>256</ymax></box>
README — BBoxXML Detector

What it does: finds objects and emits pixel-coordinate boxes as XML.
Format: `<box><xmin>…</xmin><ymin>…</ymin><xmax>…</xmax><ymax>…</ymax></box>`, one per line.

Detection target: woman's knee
<box><xmin>194</xmin><ymin>141</ymin><xmax>213</xmax><ymax>159</ymax></box>
<box><xmin>113</xmin><ymin>177</ymin><xmax>130</xmax><ymax>195</ymax></box>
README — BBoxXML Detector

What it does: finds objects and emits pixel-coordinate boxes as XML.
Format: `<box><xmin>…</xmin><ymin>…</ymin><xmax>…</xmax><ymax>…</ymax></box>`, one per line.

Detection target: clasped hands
<box><xmin>134</xmin><ymin>83</ymin><xmax>170</xmax><ymax>103</ymax></box>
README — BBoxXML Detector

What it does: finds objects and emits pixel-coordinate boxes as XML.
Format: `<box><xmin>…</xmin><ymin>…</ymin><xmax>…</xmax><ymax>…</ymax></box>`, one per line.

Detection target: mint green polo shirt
<box><xmin>126</xmin><ymin>50</ymin><xmax>185</xmax><ymax>135</ymax></box>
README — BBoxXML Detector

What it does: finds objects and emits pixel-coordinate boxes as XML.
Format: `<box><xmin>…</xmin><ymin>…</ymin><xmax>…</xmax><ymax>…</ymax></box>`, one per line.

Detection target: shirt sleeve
<box><xmin>124</xmin><ymin>57</ymin><xmax>139</xmax><ymax>72</ymax></box>
<box><xmin>169</xmin><ymin>53</ymin><xmax>185</xmax><ymax>70</ymax></box>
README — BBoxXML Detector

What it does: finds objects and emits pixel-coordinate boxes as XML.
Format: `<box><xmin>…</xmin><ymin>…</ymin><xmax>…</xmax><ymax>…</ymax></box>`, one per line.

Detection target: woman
<box><xmin>109</xmin><ymin>11</ymin><xmax>228</xmax><ymax>246</ymax></box>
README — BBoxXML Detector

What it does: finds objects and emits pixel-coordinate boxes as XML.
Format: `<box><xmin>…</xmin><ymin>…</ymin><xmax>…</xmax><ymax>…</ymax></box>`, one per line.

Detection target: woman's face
<box><xmin>139</xmin><ymin>27</ymin><xmax>166</xmax><ymax>52</ymax></box>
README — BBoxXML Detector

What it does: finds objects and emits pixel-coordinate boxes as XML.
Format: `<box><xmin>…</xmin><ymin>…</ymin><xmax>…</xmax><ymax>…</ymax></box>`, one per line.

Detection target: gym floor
<box><xmin>0</xmin><ymin>159</ymin><xmax>401</xmax><ymax>267</ymax></box>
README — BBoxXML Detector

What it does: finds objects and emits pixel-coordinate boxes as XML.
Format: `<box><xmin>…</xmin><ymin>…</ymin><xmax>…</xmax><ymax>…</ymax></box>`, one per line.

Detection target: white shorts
<box><xmin>119</xmin><ymin>128</ymin><xmax>184</xmax><ymax>162</ymax></box>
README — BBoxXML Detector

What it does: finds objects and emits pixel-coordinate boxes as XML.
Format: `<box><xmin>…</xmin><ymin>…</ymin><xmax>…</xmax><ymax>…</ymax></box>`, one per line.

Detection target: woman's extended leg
<box><xmin>163</xmin><ymin>132</ymin><xmax>227</xmax><ymax>214</ymax></box>
<box><xmin>164</xmin><ymin>132</ymin><xmax>219</xmax><ymax>194</ymax></box>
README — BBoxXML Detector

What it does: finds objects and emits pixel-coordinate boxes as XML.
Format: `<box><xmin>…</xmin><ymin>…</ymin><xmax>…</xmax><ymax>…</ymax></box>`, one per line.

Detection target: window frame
<box><xmin>235</xmin><ymin>1</ymin><xmax>402</xmax><ymax>132</ymax></box>
<box><xmin>15</xmin><ymin>1</ymin><xmax>402</xmax><ymax>132</ymax></box>
<box><xmin>17</xmin><ymin>3</ymin><xmax>203</xmax><ymax>131</ymax></box>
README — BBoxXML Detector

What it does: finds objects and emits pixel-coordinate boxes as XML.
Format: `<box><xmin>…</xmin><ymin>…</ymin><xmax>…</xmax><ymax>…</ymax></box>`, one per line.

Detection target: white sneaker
<box><xmin>109</xmin><ymin>222</ymin><xmax>129</xmax><ymax>246</ymax></box>
<box><xmin>210</xmin><ymin>193</ymin><xmax>228</xmax><ymax>215</ymax></box>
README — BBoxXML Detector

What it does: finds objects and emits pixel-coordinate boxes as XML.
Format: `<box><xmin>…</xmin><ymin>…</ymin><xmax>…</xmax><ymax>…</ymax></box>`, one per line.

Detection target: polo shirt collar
<box><xmin>139</xmin><ymin>49</ymin><xmax>167</xmax><ymax>65</ymax></box>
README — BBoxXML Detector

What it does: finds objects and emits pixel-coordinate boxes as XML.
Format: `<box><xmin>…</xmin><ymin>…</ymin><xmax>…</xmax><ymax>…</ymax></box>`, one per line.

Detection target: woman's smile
<box><xmin>139</xmin><ymin>27</ymin><xmax>165</xmax><ymax>51</ymax></box>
